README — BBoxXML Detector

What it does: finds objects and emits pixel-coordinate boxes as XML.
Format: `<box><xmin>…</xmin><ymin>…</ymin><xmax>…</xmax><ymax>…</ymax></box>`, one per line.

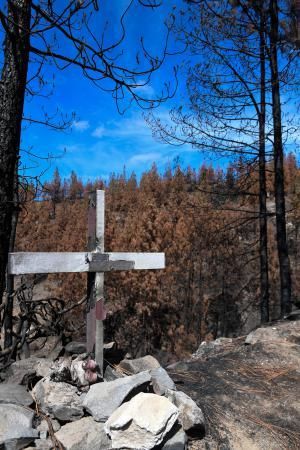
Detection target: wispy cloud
<box><xmin>89</xmin><ymin>110</ymin><xmax>199</xmax><ymax>168</ymax></box>
<box><xmin>92</xmin><ymin>125</ymin><xmax>105</xmax><ymax>138</ymax></box>
<box><xmin>92</xmin><ymin>116</ymin><xmax>150</xmax><ymax>141</ymax></box>
<box><xmin>56</xmin><ymin>109</ymin><xmax>202</xmax><ymax>182</ymax></box>
<box><xmin>129</xmin><ymin>152</ymin><xmax>162</xmax><ymax>164</ymax></box>
<box><xmin>73</xmin><ymin>120</ymin><xmax>90</xmax><ymax>132</ymax></box>
<box><xmin>133</xmin><ymin>81</ymin><xmax>155</xmax><ymax>98</ymax></box>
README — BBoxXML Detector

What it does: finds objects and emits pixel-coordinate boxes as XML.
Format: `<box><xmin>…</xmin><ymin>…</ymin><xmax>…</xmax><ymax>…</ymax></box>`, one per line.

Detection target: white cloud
<box><xmin>91</xmin><ymin>109</ymin><xmax>180</xmax><ymax>144</ymax></box>
<box><xmin>112</xmin><ymin>117</ymin><xmax>149</xmax><ymax>138</ymax></box>
<box><xmin>92</xmin><ymin>125</ymin><xmax>105</xmax><ymax>138</ymax></box>
<box><xmin>89</xmin><ymin>110</ymin><xmax>198</xmax><ymax>173</ymax></box>
<box><xmin>73</xmin><ymin>120</ymin><xmax>90</xmax><ymax>132</ymax></box>
<box><xmin>92</xmin><ymin>114</ymin><xmax>152</xmax><ymax>141</ymax></box>
<box><xmin>129</xmin><ymin>152</ymin><xmax>161</xmax><ymax>164</ymax></box>
<box><xmin>133</xmin><ymin>81</ymin><xmax>155</xmax><ymax>98</ymax></box>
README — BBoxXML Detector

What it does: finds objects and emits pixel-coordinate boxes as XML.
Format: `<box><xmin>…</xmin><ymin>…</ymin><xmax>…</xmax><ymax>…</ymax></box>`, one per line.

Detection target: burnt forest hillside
<box><xmin>15</xmin><ymin>156</ymin><xmax>300</xmax><ymax>358</ymax></box>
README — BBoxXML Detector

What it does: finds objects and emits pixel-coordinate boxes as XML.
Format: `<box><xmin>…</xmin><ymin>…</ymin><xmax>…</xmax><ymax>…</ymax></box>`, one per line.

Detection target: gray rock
<box><xmin>104</xmin><ymin>365</ymin><xmax>125</xmax><ymax>382</ymax></box>
<box><xmin>165</xmin><ymin>389</ymin><xmax>205</xmax><ymax>437</ymax></box>
<box><xmin>4</xmin><ymin>358</ymin><xmax>53</xmax><ymax>385</ymax></box>
<box><xmin>32</xmin><ymin>438</ymin><xmax>53</xmax><ymax>450</ymax></box>
<box><xmin>150</xmin><ymin>367</ymin><xmax>176</xmax><ymax>395</ymax></box>
<box><xmin>0</xmin><ymin>403</ymin><xmax>39</xmax><ymax>449</ymax></box>
<box><xmin>39</xmin><ymin>431</ymin><xmax>48</xmax><ymax>440</ymax></box>
<box><xmin>83</xmin><ymin>371</ymin><xmax>151</xmax><ymax>421</ymax></box>
<box><xmin>26</xmin><ymin>440</ymin><xmax>55</xmax><ymax>450</ymax></box>
<box><xmin>245</xmin><ymin>321</ymin><xmax>300</xmax><ymax>346</ymax></box>
<box><xmin>162</xmin><ymin>426</ymin><xmax>188</xmax><ymax>450</ymax></box>
<box><xmin>245</xmin><ymin>326</ymin><xmax>285</xmax><ymax>345</ymax></box>
<box><xmin>104</xmin><ymin>392</ymin><xmax>179</xmax><ymax>450</ymax></box>
<box><xmin>55</xmin><ymin>416</ymin><xmax>112</xmax><ymax>450</ymax></box>
<box><xmin>191</xmin><ymin>339</ymin><xmax>232</xmax><ymax>359</ymax></box>
<box><xmin>65</xmin><ymin>341</ymin><xmax>87</xmax><ymax>355</ymax></box>
<box><xmin>37</xmin><ymin>418</ymin><xmax>61</xmax><ymax>434</ymax></box>
<box><xmin>118</xmin><ymin>355</ymin><xmax>160</xmax><ymax>374</ymax></box>
<box><xmin>32</xmin><ymin>377</ymin><xmax>83</xmax><ymax>422</ymax></box>
<box><xmin>0</xmin><ymin>384</ymin><xmax>33</xmax><ymax>407</ymax></box>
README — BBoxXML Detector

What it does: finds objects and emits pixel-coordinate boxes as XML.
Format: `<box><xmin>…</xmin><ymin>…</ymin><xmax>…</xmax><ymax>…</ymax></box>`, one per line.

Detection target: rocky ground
<box><xmin>0</xmin><ymin>341</ymin><xmax>204</xmax><ymax>449</ymax></box>
<box><xmin>171</xmin><ymin>316</ymin><xmax>300</xmax><ymax>450</ymax></box>
<box><xmin>0</xmin><ymin>316</ymin><xmax>299</xmax><ymax>450</ymax></box>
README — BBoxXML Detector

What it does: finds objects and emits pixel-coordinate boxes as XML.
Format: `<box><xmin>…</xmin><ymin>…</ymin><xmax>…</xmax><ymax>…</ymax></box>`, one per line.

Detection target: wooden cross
<box><xmin>8</xmin><ymin>190</ymin><xmax>165</xmax><ymax>375</ymax></box>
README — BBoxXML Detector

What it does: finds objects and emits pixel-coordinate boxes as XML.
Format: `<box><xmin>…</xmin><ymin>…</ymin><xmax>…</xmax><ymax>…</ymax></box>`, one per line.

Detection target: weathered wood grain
<box><xmin>89</xmin><ymin>253</ymin><xmax>135</xmax><ymax>272</ymax></box>
<box><xmin>8</xmin><ymin>252</ymin><xmax>165</xmax><ymax>274</ymax></box>
<box><xmin>94</xmin><ymin>190</ymin><xmax>105</xmax><ymax>374</ymax></box>
<box><xmin>87</xmin><ymin>191</ymin><xmax>97</xmax><ymax>354</ymax></box>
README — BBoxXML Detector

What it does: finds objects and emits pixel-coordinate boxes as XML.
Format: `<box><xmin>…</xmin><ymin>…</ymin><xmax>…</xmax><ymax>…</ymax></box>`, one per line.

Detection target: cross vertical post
<box><xmin>8</xmin><ymin>189</ymin><xmax>165</xmax><ymax>374</ymax></box>
<box><xmin>86</xmin><ymin>190</ymin><xmax>105</xmax><ymax>375</ymax></box>
<box><xmin>95</xmin><ymin>190</ymin><xmax>105</xmax><ymax>374</ymax></box>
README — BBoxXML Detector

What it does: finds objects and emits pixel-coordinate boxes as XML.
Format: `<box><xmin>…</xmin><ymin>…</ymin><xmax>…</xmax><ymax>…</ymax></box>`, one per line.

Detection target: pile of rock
<box><xmin>0</xmin><ymin>341</ymin><xmax>205</xmax><ymax>450</ymax></box>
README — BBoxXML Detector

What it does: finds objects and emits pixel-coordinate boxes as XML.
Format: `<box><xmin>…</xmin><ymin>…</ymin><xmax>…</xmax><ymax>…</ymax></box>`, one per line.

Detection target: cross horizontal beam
<box><xmin>8</xmin><ymin>252</ymin><xmax>165</xmax><ymax>275</ymax></box>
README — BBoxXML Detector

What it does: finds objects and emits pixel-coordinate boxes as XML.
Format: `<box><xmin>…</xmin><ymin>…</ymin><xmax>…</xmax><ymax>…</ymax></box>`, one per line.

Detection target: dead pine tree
<box><xmin>269</xmin><ymin>0</ymin><xmax>293</xmax><ymax>316</ymax></box>
<box><xmin>147</xmin><ymin>0</ymin><xmax>299</xmax><ymax>321</ymax></box>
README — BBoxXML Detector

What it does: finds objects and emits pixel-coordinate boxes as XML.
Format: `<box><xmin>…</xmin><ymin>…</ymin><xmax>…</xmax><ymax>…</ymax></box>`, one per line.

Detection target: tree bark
<box><xmin>4</xmin><ymin>162</ymin><xmax>20</xmax><ymax>350</ymax></box>
<box><xmin>258</xmin><ymin>5</ymin><xmax>270</xmax><ymax>323</ymax></box>
<box><xmin>0</xmin><ymin>0</ymin><xmax>31</xmax><ymax>309</ymax></box>
<box><xmin>269</xmin><ymin>0</ymin><xmax>292</xmax><ymax>316</ymax></box>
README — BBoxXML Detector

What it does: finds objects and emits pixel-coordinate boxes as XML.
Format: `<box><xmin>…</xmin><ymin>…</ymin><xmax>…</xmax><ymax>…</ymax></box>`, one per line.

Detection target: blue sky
<box><xmin>1</xmin><ymin>0</ymin><xmax>298</xmax><ymax>185</ymax></box>
<box><xmin>19</xmin><ymin>0</ymin><xmax>207</xmax><ymax>184</ymax></box>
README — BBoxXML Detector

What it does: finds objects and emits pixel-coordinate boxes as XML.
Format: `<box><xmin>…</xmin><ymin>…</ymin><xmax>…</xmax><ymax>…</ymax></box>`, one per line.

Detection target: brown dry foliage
<box><xmin>15</xmin><ymin>156</ymin><xmax>300</xmax><ymax>357</ymax></box>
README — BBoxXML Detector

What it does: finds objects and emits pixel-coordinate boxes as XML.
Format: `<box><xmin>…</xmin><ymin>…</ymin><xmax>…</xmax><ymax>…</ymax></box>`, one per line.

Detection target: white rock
<box><xmin>55</xmin><ymin>417</ymin><xmax>111</xmax><ymax>450</ymax></box>
<box><xmin>105</xmin><ymin>392</ymin><xmax>179</xmax><ymax>450</ymax></box>
<box><xmin>83</xmin><ymin>370</ymin><xmax>151</xmax><ymax>421</ymax></box>
<box><xmin>70</xmin><ymin>357</ymin><xmax>88</xmax><ymax>387</ymax></box>
<box><xmin>165</xmin><ymin>389</ymin><xmax>205</xmax><ymax>436</ymax></box>
<box><xmin>32</xmin><ymin>377</ymin><xmax>83</xmax><ymax>421</ymax></box>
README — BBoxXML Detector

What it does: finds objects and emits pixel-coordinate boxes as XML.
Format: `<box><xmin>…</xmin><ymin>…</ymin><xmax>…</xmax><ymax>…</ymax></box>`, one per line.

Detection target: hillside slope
<box><xmin>15</xmin><ymin>160</ymin><xmax>300</xmax><ymax>357</ymax></box>
<box><xmin>168</xmin><ymin>318</ymin><xmax>300</xmax><ymax>450</ymax></box>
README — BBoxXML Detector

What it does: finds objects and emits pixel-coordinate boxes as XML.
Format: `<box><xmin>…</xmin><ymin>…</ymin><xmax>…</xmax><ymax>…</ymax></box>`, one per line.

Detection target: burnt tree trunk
<box><xmin>258</xmin><ymin>6</ymin><xmax>269</xmax><ymax>323</ymax></box>
<box><xmin>0</xmin><ymin>1</ymin><xmax>31</xmax><ymax>312</ymax></box>
<box><xmin>269</xmin><ymin>0</ymin><xmax>292</xmax><ymax>316</ymax></box>
<box><xmin>4</xmin><ymin>162</ymin><xmax>20</xmax><ymax>350</ymax></box>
